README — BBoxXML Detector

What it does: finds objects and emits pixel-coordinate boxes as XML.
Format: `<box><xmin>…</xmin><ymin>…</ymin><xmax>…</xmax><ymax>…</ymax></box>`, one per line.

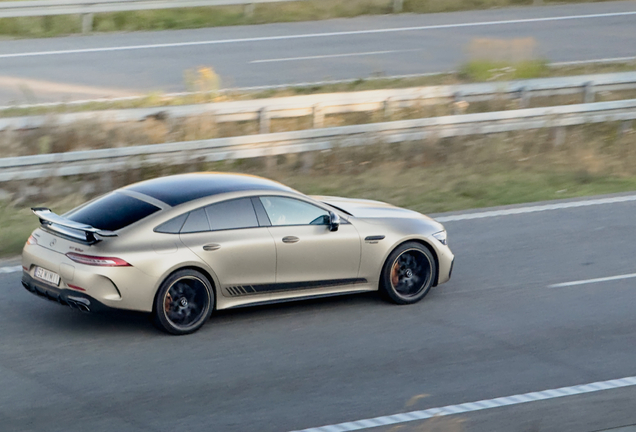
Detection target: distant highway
<box><xmin>2</xmin><ymin>193</ymin><xmax>636</xmax><ymax>431</ymax></box>
<box><xmin>0</xmin><ymin>1</ymin><xmax>635</xmax><ymax>104</ymax></box>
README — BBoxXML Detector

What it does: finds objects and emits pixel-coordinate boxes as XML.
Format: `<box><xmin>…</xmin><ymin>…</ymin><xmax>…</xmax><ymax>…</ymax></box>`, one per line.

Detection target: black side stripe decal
<box><xmin>224</xmin><ymin>278</ymin><xmax>368</xmax><ymax>297</ymax></box>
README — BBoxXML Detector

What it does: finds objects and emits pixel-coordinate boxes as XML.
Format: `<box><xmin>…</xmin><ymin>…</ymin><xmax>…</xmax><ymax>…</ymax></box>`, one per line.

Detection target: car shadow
<box><xmin>22</xmin><ymin>290</ymin><xmax>390</xmax><ymax>337</ymax></box>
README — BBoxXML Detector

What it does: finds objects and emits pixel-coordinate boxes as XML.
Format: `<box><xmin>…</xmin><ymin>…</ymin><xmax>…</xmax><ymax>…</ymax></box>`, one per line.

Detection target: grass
<box><xmin>0</xmin><ymin>194</ymin><xmax>85</xmax><ymax>258</ymax></box>
<box><xmin>2</xmin><ymin>122</ymin><xmax>635</xmax><ymax>257</ymax></box>
<box><xmin>0</xmin><ymin>0</ymin><xmax>621</xmax><ymax>38</ymax></box>
<box><xmin>458</xmin><ymin>59</ymin><xmax>551</xmax><ymax>81</ymax></box>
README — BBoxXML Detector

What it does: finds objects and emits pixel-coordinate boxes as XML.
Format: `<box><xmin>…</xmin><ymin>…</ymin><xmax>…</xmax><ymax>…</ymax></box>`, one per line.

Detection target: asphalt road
<box><xmin>0</xmin><ymin>1</ymin><xmax>636</xmax><ymax>104</ymax></box>
<box><xmin>2</xmin><ymin>193</ymin><xmax>636</xmax><ymax>432</ymax></box>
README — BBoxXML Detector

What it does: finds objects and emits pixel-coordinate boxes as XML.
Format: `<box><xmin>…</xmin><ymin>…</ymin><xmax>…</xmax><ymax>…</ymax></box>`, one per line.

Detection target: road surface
<box><xmin>2</xmin><ymin>193</ymin><xmax>636</xmax><ymax>431</ymax></box>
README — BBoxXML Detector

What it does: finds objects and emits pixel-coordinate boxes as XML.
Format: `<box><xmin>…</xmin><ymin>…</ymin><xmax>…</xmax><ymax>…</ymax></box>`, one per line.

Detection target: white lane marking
<box><xmin>289</xmin><ymin>376</ymin><xmax>636</xmax><ymax>432</ymax></box>
<box><xmin>551</xmin><ymin>56</ymin><xmax>636</xmax><ymax>66</ymax></box>
<box><xmin>549</xmin><ymin>273</ymin><xmax>636</xmax><ymax>288</ymax></box>
<box><xmin>0</xmin><ymin>265</ymin><xmax>22</xmax><ymax>274</ymax></box>
<box><xmin>250</xmin><ymin>49</ymin><xmax>420</xmax><ymax>64</ymax></box>
<box><xmin>1</xmin><ymin>11</ymin><xmax>635</xmax><ymax>59</ymax></box>
<box><xmin>435</xmin><ymin>195</ymin><xmax>636</xmax><ymax>222</ymax></box>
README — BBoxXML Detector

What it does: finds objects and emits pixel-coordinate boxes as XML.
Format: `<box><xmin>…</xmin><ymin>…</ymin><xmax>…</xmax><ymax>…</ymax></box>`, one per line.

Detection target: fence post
<box><xmin>392</xmin><ymin>0</ymin><xmax>403</xmax><ymax>13</ymax></box>
<box><xmin>313</xmin><ymin>104</ymin><xmax>325</xmax><ymax>128</ymax></box>
<box><xmin>244</xmin><ymin>3</ymin><xmax>255</xmax><ymax>18</ymax></box>
<box><xmin>259</xmin><ymin>108</ymin><xmax>270</xmax><ymax>134</ymax></box>
<box><xmin>583</xmin><ymin>81</ymin><xmax>595</xmax><ymax>104</ymax></box>
<box><xmin>81</xmin><ymin>13</ymin><xmax>94</xmax><ymax>33</ymax></box>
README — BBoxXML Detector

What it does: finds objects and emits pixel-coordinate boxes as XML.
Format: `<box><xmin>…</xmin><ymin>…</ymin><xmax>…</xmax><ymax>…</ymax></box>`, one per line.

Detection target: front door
<box><xmin>258</xmin><ymin>196</ymin><xmax>362</xmax><ymax>291</ymax></box>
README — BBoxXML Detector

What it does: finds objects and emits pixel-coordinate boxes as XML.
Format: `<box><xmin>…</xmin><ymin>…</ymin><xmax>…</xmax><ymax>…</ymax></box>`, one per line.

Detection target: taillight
<box><xmin>26</xmin><ymin>235</ymin><xmax>38</xmax><ymax>246</ymax></box>
<box><xmin>65</xmin><ymin>253</ymin><xmax>131</xmax><ymax>267</ymax></box>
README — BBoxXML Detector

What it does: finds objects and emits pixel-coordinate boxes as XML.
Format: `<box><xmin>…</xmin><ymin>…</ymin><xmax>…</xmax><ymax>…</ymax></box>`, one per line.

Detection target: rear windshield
<box><xmin>66</xmin><ymin>193</ymin><xmax>160</xmax><ymax>231</ymax></box>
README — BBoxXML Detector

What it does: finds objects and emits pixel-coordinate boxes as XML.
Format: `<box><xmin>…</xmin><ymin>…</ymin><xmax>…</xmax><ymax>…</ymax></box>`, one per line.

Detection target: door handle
<box><xmin>202</xmin><ymin>243</ymin><xmax>221</xmax><ymax>251</ymax></box>
<box><xmin>282</xmin><ymin>236</ymin><xmax>299</xmax><ymax>244</ymax></box>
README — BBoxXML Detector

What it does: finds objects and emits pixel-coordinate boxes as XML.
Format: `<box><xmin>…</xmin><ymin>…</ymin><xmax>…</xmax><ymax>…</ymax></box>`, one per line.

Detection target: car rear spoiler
<box><xmin>32</xmin><ymin>207</ymin><xmax>117</xmax><ymax>244</ymax></box>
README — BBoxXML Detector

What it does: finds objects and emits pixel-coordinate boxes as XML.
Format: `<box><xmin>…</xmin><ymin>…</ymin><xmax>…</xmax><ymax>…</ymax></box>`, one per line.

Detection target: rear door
<box><xmin>179</xmin><ymin>198</ymin><xmax>276</xmax><ymax>299</ymax></box>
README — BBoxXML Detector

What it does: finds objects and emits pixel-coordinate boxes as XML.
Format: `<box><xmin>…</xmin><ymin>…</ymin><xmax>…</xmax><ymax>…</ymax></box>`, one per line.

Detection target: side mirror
<box><xmin>329</xmin><ymin>211</ymin><xmax>340</xmax><ymax>232</ymax></box>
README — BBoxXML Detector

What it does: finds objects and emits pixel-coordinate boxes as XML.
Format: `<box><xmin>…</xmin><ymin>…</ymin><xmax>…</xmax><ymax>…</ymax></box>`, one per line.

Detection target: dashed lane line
<box><xmin>435</xmin><ymin>195</ymin><xmax>636</xmax><ymax>222</ymax></box>
<box><xmin>0</xmin><ymin>265</ymin><xmax>21</xmax><ymax>274</ymax></box>
<box><xmin>250</xmin><ymin>49</ymin><xmax>420</xmax><ymax>63</ymax></box>
<box><xmin>290</xmin><ymin>376</ymin><xmax>636</xmax><ymax>432</ymax></box>
<box><xmin>549</xmin><ymin>273</ymin><xmax>636</xmax><ymax>288</ymax></box>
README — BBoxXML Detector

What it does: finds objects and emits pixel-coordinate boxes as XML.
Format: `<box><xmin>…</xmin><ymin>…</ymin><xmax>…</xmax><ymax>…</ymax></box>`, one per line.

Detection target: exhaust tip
<box><xmin>67</xmin><ymin>296</ymin><xmax>91</xmax><ymax>313</ymax></box>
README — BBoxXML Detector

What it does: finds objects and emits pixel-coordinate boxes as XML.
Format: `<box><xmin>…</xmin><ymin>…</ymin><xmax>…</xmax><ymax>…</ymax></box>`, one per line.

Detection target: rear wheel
<box><xmin>153</xmin><ymin>269</ymin><xmax>214</xmax><ymax>335</ymax></box>
<box><xmin>380</xmin><ymin>242</ymin><xmax>437</xmax><ymax>305</ymax></box>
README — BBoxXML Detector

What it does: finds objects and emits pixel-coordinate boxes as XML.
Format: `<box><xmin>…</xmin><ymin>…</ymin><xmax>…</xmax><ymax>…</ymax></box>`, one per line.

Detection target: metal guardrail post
<box><xmin>553</xmin><ymin>126</ymin><xmax>566</xmax><ymax>146</ymax></box>
<box><xmin>584</xmin><ymin>81</ymin><xmax>596</xmax><ymax>104</ymax></box>
<box><xmin>81</xmin><ymin>13</ymin><xmax>94</xmax><ymax>33</ymax></box>
<box><xmin>519</xmin><ymin>86</ymin><xmax>530</xmax><ymax>108</ymax></box>
<box><xmin>313</xmin><ymin>104</ymin><xmax>324</xmax><ymax>128</ymax></box>
<box><xmin>383</xmin><ymin>98</ymin><xmax>395</xmax><ymax>120</ymax></box>
<box><xmin>453</xmin><ymin>92</ymin><xmax>468</xmax><ymax>115</ymax></box>
<box><xmin>301</xmin><ymin>152</ymin><xmax>314</xmax><ymax>173</ymax></box>
<box><xmin>244</xmin><ymin>3</ymin><xmax>255</xmax><ymax>18</ymax></box>
<box><xmin>621</xmin><ymin>120</ymin><xmax>633</xmax><ymax>135</ymax></box>
<box><xmin>259</xmin><ymin>107</ymin><xmax>270</xmax><ymax>134</ymax></box>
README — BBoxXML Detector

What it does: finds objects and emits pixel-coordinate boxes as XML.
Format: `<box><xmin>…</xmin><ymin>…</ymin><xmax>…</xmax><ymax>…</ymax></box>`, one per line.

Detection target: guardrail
<box><xmin>0</xmin><ymin>0</ymin><xmax>404</xmax><ymax>33</ymax></box>
<box><xmin>3</xmin><ymin>72</ymin><xmax>636</xmax><ymax>134</ymax></box>
<box><xmin>1</xmin><ymin>98</ymin><xmax>635</xmax><ymax>183</ymax></box>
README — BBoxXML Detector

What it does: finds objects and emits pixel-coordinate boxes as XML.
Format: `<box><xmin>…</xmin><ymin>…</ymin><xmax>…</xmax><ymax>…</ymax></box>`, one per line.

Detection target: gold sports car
<box><xmin>22</xmin><ymin>173</ymin><xmax>454</xmax><ymax>335</ymax></box>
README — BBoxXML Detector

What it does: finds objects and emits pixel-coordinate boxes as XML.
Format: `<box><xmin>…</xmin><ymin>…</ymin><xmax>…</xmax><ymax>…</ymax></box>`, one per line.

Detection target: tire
<box><xmin>152</xmin><ymin>269</ymin><xmax>214</xmax><ymax>335</ymax></box>
<box><xmin>380</xmin><ymin>242</ymin><xmax>437</xmax><ymax>305</ymax></box>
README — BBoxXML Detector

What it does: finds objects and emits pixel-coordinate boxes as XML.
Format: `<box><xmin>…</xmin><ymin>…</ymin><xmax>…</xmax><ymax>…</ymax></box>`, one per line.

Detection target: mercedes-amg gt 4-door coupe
<box><xmin>22</xmin><ymin>173</ymin><xmax>454</xmax><ymax>334</ymax></box>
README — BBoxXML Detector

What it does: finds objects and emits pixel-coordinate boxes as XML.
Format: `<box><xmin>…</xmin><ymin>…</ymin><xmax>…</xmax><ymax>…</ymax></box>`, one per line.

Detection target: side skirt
<box><xmin>224</xmin><ymin>288</ymin><xmax>374</xmax><ymax>309</ymax></box>
<box><xmin>223</xmin><ymin>278</ymin><xmax>368</xmax><ymax>297</ymax></box>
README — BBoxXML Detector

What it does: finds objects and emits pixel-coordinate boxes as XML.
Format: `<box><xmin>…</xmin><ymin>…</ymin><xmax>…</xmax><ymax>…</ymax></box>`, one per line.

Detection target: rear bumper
<box><xmin>21</xmin><ymin>272</ymin><xmax>112</xmax><ymax>313</ymax></box>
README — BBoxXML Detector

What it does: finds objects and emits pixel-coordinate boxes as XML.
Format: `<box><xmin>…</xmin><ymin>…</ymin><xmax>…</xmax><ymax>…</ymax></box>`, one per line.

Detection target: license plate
<box><xmin>34</xmin><ymin>266</ymin><xmax>60</xmax><ymax>286</ymax></box>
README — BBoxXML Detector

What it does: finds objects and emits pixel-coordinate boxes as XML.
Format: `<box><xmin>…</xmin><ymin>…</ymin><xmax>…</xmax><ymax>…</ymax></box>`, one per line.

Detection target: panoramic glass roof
<box><xmin>126</xmin><ymin>173</ymin><xmax>294</xmax><ymax>207</ymax></box>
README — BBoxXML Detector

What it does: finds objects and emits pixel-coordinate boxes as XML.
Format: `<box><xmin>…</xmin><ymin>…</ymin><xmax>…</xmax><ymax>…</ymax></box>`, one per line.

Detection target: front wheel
<box><xmin>153</xmin><ymin>269</ymin><xmax>214</xmax><ymax>335</ymax></box>
<box><xmin>380</xmin><ymin>242</ymin><xmax>437</xmax><ymax>305</ymax></box>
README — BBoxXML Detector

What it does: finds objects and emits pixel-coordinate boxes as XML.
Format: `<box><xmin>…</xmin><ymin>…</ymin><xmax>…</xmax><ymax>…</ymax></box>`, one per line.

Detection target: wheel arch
<box><xmin>386</xmin><ymin>238</ymin><xmax>441</xmax><ymax>287</ymax></box>
<box><xmin>151</xmin><ymin>265</ymin><xmax>218</xmax><ymax>313</ymax></box>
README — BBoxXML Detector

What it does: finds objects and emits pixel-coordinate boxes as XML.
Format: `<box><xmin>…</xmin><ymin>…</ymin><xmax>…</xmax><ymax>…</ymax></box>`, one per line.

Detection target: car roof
<box><xmin>124</xmin><ymin>172</ymin><xmax>295</xmax><ymax>207</ymax></box>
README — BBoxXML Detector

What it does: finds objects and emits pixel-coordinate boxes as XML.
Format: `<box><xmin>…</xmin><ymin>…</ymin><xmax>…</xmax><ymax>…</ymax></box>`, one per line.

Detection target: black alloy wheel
<box><xmin>153</xmin><ymin>269</ymin><xmax>214</xmax><ymax>335</ymax></box>
<box><xmin>380</xmin><ymin>242</ymin><xmax>437</xmax><ymax>305</ymax></box>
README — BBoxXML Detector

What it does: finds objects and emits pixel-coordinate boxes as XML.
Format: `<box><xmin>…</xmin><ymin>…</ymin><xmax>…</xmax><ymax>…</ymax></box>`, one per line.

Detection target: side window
<box><xmin>205</xmin><ymin>198</ymin><xmax>258</xmax><ymax>231</ymax></box>
<box><xmin>259</xmin><ymin>196</ymin><xmax>329</xmax><ymax>226</ymax></box>
<box><xmin>154</xmin><ymin>213</ymin><xmax>188</xmax><ymax>234</ymax></box>
<box><xmin>180</xmin><ymin>208</ymin><xmax>210</xmax><ymax>233</ymax></box>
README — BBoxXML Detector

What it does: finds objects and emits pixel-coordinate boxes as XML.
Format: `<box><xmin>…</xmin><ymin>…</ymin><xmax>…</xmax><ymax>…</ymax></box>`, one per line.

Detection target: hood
<box><xmin>312</xmin><ymin>196</ymin><xmax>430</xmax><ymax>220</ymax></box>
